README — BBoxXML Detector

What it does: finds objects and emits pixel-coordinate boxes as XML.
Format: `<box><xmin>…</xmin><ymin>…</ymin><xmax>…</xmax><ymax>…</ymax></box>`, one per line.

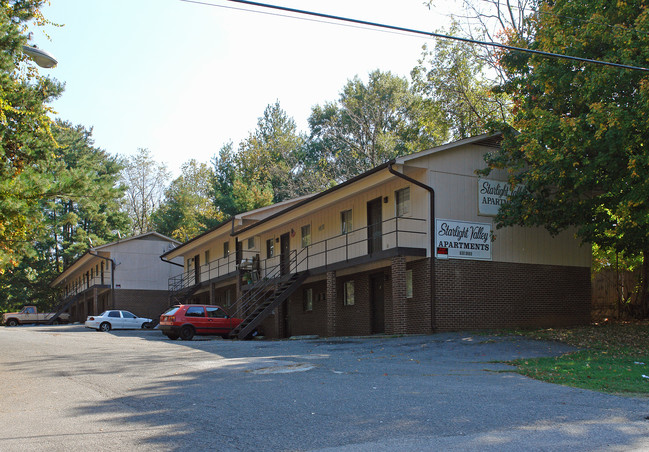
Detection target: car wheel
<box><xmin>179</xmin><ymin>325</ymin><xmax>195</xmax><ymax>341</ymax></box>
<box><xmin>7</xmin><ymin>319</ymin><xmax>18</xmax><ymax>327</ymax></box>
<box><xmin>165</xmin><ymin>334</ymin><xmax>179</xmax><ymax>340</ymax></box>
<box><xmin>141</xmin><ymin>322</ymin><xmax>151</xmax><ymax>329</ymax></box>
<box><xmin>99</xmin><ymin>322</ymin><xmax>111</xmax><ymax>332</ymax></box>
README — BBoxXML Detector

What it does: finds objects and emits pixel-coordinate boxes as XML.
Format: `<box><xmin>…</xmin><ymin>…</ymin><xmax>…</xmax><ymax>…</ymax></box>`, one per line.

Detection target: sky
<box><xmin>37</xmin><ymin>0</ymin><xmax>458</xmax><ymax>177</ymax></box>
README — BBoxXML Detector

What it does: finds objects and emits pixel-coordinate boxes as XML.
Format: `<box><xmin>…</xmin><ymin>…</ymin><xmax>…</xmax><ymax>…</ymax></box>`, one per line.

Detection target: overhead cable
<box><xmin>181</xmin><ymin>0</ymin><xmax>649</xmax><ymax>73</ymax></box>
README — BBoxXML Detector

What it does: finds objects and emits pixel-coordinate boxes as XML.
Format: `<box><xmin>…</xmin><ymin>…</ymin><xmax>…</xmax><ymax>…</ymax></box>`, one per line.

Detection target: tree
<box><xmin>152</xmin><ymin>159</ymin><xmax>223</xmax><ymax>241</ymax></box>
<box><xmin>237</xmin><ymin>101</ymin><xmax>306</xmax><ymax>202</ymax></box>
<box><xmin>481</xmin><ymin>0</ymin><xmax>649</xmax><ymax>317</ymax></box>
<box><xmin>308</xmin><ymin>69</ymin><xmax>438</xmax><ymax>182</ymax></box>
<box><xmin>1</xmin><ymin>121</ymin><xmax>128</xmax><ymax>311</ymax></box>
<box><xmin>121</xmin><ymin>148</ymin><xmax>170</xmax><ymax>235</ymax></box>
<box><xmin>44</xmin><ymin>120</ymin><xmax>128</xmax><ymax>270</ymax></box>
<box><xmin>212</xmin><ymin>102</ymin><xmax>317</xmax><ymax>217</ymax></box>
<box><xmin>411</xmin><ymin>27</ymin><xmax>510</xmax><ymax>140</ymax></box>
<box><xmin>0</xmin><ymin>0</ymin><xmax>64</xmax><ymax>273</ymax></box>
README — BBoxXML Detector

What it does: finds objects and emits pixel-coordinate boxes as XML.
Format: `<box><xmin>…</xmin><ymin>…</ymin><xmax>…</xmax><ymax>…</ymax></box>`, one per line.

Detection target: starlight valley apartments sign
<box><xmin>435</xmin><ymin>178</ymin><xmax>522</xmax><ymax>261</ymax></box>
<box><xmin>478</xmin><ymin>178</ymin><xmax>525</xmax><ymax>216</ymax></box>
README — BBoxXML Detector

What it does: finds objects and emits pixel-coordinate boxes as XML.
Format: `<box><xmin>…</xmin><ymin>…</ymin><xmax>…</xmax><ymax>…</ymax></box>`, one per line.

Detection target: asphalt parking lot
<box><xmin>1</xmin><ymin>325</ymin><xmax>648</xmax><ymax>451</ymax></box>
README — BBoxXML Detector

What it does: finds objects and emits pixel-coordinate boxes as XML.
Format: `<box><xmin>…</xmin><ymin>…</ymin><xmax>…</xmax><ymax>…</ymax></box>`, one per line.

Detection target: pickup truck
<box><xmin>3</xmin><ymin>306</ymin><xmax>71</xmax><ymax>326</ymax></box>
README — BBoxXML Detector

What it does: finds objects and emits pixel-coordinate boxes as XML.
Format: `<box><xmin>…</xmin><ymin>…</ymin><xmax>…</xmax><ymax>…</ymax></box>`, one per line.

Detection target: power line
<box><xmin>182</xmin><ymin>0</ymin><xmax>649</xmax><ymax>73</ymax></box>
<box><xmin>179</xmin><ymin>0</ymin><xmax>441</xmax><ymax>40</ymax></box>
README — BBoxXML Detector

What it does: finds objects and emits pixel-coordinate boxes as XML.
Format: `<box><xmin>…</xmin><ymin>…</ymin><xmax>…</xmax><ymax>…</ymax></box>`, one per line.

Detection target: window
<box><xmin>206</xmin><ymin>306</ymin><xmax>227</xmax><ymax>318</ymax></box>
<box><xmin>341</xmin><ymin>209</ymin><xmax>352</xmax><ymax>235</ymax></box>
<box><xmin>344</xmin><ymin>280</ymin><xmax>355</xmax><ymax>306</ymax></box>
<box><xmin>205</xmin><ymin>249</ymin><xmax>210</xmax><ymax>264</ymax></box>
<box><xmin>223</xmin><ymin>241</ymin><xmax>229</xmax><ymax>258</ymax></box>
<box><xmin>185</xmin><ymin>306</ymin><xmax>205</xmax><ymax>317</ymax></box>
<box><xmin>406</xmin><ymin>269</ymin><xmax>413</xmax><ymax>299</ymax></box>
<box><xmin>267</xmin><ymin>238</ymin><xmax>275</xmax><ymax>258</ymax></box>
<box><xmin>248</xmin><ymin>237</ymin><xmax>255</xmax><ymax>249</ymax></box>
<box><xmin>303</xmin><ymin>288</ymin><xmax>313</xmax><ymax>312</ymax></box>
<box><xmin>396</xmin><ymin>187</ymin><xmax>411</xmax><ymax>217</ymax></box>
<box><xmin>301</xmin><ymin>224</ymin><xmax>311</xmax><ymax>248</ymax></box>
<box><xmin>108</xmin><ymin>311</ymin><xmax>120</xmax><ymax>318</ymax></box>
<box><xmin>225</xmin><ymin>289</ymin><xmax>232</xmax><ymax>307</ymax></box>
<box><xmin>122</xmin><ymin>311</ymin><xmax>136</xmax><ymax>319</ymax></box>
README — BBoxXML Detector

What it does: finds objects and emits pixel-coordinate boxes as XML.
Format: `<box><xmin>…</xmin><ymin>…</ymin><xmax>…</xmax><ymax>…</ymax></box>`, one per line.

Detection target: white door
<box><xmin>121</xmin><ymin>311</ymin><xmax>139</xmax><ymax>329</ymax></box>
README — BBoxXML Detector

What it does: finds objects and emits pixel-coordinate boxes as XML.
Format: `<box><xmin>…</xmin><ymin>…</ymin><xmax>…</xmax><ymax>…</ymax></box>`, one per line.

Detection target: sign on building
<box><xmin>435</xmin><ymin>219</ymin><xmax>492</xmax><ymax>261</ymax></box>
<box><xmin>478</xmin><ymin>178</ymin><xmax>524</xmax><ymax>216</ymax></box>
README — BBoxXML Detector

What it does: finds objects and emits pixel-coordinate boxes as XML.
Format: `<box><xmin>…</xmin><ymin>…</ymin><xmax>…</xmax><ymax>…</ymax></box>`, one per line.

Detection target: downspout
<box><xmin>388</xmin><ymin>163</ymin><xmax>437</xmax><ymax>332</ymax></box>
<box><xmin>89</xmin><ymin>250</ymin><xmax>117</xmax><ymax>310</ymax></box>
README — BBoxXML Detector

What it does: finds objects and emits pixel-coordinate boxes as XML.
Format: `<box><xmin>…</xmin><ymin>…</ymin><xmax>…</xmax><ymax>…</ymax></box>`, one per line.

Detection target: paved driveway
<box><xmin>1</xmin><ymin>325</ymin><xmax>647</xmax><ymax>451</ymax></box>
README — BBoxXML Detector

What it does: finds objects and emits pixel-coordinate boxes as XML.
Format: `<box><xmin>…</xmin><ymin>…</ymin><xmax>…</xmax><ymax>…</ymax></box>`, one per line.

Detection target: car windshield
<box><xmin>97</xmin><ymin>311</ymin><xmax>107</xmax><ymax>317</ymax></box>
<box><xmin>162</xmin><ymin>307</ymin><xmax>179</xmax><ymax>316</ymax></box>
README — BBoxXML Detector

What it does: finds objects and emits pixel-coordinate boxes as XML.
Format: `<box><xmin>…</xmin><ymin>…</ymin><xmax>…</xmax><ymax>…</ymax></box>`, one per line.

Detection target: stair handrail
<box><xmin>228</xmin><ymin>248</ymin><xmax>309</xmax><ymax>321</ymax></box>
<box><xmin>228</xmin><ymin>261</ymin><xmax>285</xmax><ymax>320</ymax></box>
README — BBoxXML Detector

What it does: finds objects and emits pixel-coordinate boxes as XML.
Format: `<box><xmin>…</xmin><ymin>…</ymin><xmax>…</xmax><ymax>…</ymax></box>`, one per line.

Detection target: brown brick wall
<box><xmin>114</xmin><ymin>289</ymin><xmax>170</xmax><ymax>319</ymax></box>
<box><xmin>434</xmin><ymin>259</ymin><xmax>591</xmax><ymax>331</ymax></box>
<box><xmin>235</xmin><ymin>257</ymin><xmax>590</xmax><ymax>339</ymax></box>
<box><xmin>286</xmin><ymin>280</ymin><xmax>328</xmax><ymax>337</ymax></box>
<box><xmin>405</xmin><ymin>259</ymin><xmax>433</xmax><ymax>334</ymax></box>
<box><xmin>391</xmin><ymin>256</ymin><xmax>407</xmax><ymax>334</ymax></box>
<box><xmin>257</xmin><ymin>259</ymin><xmax>435</xmax><ymax>339</ymax></box>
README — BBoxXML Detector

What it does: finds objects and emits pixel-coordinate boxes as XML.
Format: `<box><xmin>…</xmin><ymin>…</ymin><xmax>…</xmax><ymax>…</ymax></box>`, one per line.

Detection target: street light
<box><xmin>22</xmin><ymin>45</ymin><xmax>58</xmax><ymax>68</ymax></box>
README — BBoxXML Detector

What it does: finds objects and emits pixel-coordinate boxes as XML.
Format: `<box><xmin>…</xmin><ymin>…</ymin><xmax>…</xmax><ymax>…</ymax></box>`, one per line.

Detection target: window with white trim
<box><xmin>406</xmin><ymin>269</ymin><xmax>413</xmax><ymax>299</ymax></box>
<box><xmin>341</xmin><ymin>209</ymin><xmax>352</xmax><ymax>235</ymax></box>
<box><xmin>303</xmin><ymin>288</ymin><xmax>313</xmax><ymax>312</ymax></box>
<box><xmin>344</xmin><ymin>280</ymin><xmax>355</xmax><ymax>306</ymax></box>
<box><xmin>396</xmin><ymin>187</ymin><xmax>411</xmax><ymax>217</ymax></box>
<box><xmin>301</xmin><ymin>224</ymin><xmax>311</xmax><ymax>248</ymax></box>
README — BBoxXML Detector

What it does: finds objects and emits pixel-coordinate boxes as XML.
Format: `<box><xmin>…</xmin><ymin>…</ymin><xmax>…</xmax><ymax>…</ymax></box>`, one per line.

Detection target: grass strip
<box><xmin>508</xmin><ymin>322</ymin><xmax>649</xmax><ymax>396</ymax></box>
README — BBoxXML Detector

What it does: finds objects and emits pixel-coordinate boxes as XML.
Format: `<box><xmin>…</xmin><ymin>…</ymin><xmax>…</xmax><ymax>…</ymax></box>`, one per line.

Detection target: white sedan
<box><xmin>85</xmin><ymin>310</ymin><xmax>153</xmax><ymax>332</ymax></box>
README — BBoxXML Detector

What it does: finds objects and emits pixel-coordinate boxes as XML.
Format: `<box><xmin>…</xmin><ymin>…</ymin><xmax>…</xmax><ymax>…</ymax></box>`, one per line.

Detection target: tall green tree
<box><xmin>481</xmin><ymin>0</ymin><xmax>649</xmax><ymax>317</ymax></box>
<box><xmin>1</xmin><ymin>121</ymin><xmax>128</xmax><ymax>311</ymax></box>
<box><xmin>212</xmin><ymin>102</ymin><xmax>316</xmax><ymax>217</ymax></box>
<box><xmin>411</xmin><ymin>28</ymin><xmax>510</xmax><ymax>140</ymax></box>
<box><xmin>237</xmin><ymin>101</ymin><xmax>306</xmax><ymax>202</ymax></box>
<box><xmin>44</xmin><ymin>120</ymin><xmax>129</xmax><ymax>270</ymax></box>
<box><xmin>308</xmin><ymin>69</ymin><xmax>438</xmax><ymax>182</ymax></box>
<box><xmin>0</xmin><ymin>0</ymin><xmax>64</xmax><ymax>274</ymax></box>
<box><xmin>121</xmin><ymin>148</ymin><xmax>170</xmax><ymax>235</ymax></box>
<box><xmin>152</xmin><ymin>159</ymin><xmax>223</xmax><ymax>241</ymax></box>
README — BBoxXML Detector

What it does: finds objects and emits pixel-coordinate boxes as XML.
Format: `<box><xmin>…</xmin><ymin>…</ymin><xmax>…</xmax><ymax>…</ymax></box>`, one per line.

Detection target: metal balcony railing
<box><xmin>169</xmin><ymin>215</ymin><xmax>427</xmax><ymax>292</ymax></box>
<box><xmin>62</xmin><ymin>274</ymin><xmax>111</xmax><ymax>299</ymax></box>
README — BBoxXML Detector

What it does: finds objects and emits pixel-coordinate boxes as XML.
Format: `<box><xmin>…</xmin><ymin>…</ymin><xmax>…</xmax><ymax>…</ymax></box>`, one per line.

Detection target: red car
<box><xmin>159</xmin><ymin>304</ymin><xmax>242</xmax><ymax>341</ymax></box>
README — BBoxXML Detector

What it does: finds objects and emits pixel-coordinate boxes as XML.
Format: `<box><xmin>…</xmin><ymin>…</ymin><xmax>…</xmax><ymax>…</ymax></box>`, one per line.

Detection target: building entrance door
<box><xmin>280</xmin><ymin>233</ymin><xmax>290</xmax><ymax>275</ymax></box>
<box><xmin>367</xmin><ymin>197</ymin><xmax>382</xmax><ymax>254</ymax></box>
<box><xmin>194</xmin><ymin>254</ymin><xmax>200</xmax><ymax>284</ymax></box>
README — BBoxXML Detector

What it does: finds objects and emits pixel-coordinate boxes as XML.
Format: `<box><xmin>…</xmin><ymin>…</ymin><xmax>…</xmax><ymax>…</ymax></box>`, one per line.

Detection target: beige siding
<box><xmin>111</xmin><ymin>238</ymin><xmax>181</xmax><ymax>290</ymax></box>
<box><xmin>240</xmin><ymin>177</ymin><xmax>431</xmax><ymax>275</ymax></box>
<box><xmin>407</xmin><ymin>143</ymin><xmax>591</xmax><ymax>268</ymax></box>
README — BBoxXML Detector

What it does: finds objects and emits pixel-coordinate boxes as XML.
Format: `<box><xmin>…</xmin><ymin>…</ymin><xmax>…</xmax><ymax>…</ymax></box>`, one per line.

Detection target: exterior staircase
<box><xmin>46</xmin><ymin>294</ymin><xmax>81</xmax><ymax>325</ymax></box>
<box><xmin>229</xmin><ymin>271</ymin><xmax>309</xmax><ymax>339</ymax></box>
<box><xmin>169</xmin><ymin>283</ymin><xmax>201</xmax><ymax>306</ymax></box>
